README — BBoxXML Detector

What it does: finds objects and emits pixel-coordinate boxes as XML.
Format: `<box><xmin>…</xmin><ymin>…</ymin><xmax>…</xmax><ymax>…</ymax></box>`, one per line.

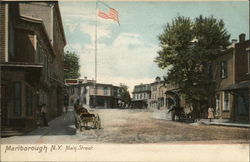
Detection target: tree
<box><xmin>64</xmin><ymin>51</ymin><xmax>80</xmax><ymax>79</ymax></box>
<box><xmin>118</xmin><ymin>84</ymin><xmax>131</xmax><ymax>108</ymax></box>
<box><xmin>155</xmin><ymin>15</ymin><xmax>230</xmax><ymax>118</ymax></box>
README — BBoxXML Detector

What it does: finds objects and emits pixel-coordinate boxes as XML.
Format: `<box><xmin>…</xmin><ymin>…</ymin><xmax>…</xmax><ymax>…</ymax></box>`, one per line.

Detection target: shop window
<box><xmin>13</xmin><ymin>82</ymin><xmax>21</xmax><ymax>116</ymax></box>
<box><xmin>223</xmin><ymin>91</ymin><xmax>230</xmax><ymax>111</ymax></box>
<box><xmin>215</xmin><ymin>94</ymin><xmax>221</xmax><ymax>116</ymax></box>
<box><xmin>26</xmin><ymin>86</ymin><xmax>33</xmax><ymax>116</ymax></box>
<box><xmin>104</xmin><ymin>87</ymin><xmax>108</xmax><ymax>95</ymax></box>
<box><xmin>237</xmin><ymin>91</ymin><xmax>249</xmax><ymax>115</ymax></box>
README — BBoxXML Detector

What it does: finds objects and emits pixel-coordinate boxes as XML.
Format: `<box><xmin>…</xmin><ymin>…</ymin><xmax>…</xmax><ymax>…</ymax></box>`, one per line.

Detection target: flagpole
<box><xmin>94</xmin><ymin>0</ymin><xmax>98</xmax><ymax>108</ymax></box>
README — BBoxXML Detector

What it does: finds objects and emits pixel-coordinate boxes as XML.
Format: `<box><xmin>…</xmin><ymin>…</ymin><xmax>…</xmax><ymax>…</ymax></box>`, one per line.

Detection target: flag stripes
<box><xmin>97</xmin><ymin>2</ymin><xmax>119</xmax><ymax>25</ymax></box>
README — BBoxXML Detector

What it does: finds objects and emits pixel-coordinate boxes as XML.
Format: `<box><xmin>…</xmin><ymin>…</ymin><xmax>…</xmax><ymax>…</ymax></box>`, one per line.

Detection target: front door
<box><xmin>1</xmin><ymin>84</ymin><xmax>8</xmax><ymax>126</ymax></box>
<box><xmin>236</xmin><ymin>90</ymin><xmax>249</xmax><ymax>121</ymax></box>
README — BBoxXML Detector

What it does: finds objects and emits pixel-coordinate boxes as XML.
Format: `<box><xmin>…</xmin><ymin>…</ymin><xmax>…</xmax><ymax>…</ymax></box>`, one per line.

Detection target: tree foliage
<box><xmin>64</xmin><ymin>51</ymin><xmax>81</xmax><ymax>79</ymax></box>
<box><xmin>155</xmin><ymin>15</ymin><xmax>230</xmax><ymax>114</ymax></box>
<box><xmin>118</xmin><ymin>84</ymin><xmax>131</xmax><ymax>108</ymax></box>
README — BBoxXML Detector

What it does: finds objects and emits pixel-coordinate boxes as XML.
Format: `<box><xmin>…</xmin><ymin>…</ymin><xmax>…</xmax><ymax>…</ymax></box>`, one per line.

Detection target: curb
<box><xmin>208</xmin><ymin>123</ymin><xmax>250</xmax><ymax>128</ymax></box>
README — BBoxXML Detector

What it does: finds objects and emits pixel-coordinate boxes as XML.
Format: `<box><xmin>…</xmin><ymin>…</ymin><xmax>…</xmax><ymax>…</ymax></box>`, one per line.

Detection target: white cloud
<box><xmin>61</xmin><ymin>2</ymin><xmax>165</xmax><ymax>93</ymax></box>
<box><xmin>112</xmin><ymin>33</ymin><xmax>145</xmax><ymax>47</ymax></box>
<box><xmin>65</xmin><ymin>32</ymin><xmax>165</xmax><ymax>93</ymax></box>
<box><xmin>66</xmin><ymin>23</ymin><xmax>78</xmax><ymax>33</ymax></box>
<box><xmin>79</xmin><ymin>23</ymin><xmax>112</xmax><ymax>42</ymax></box>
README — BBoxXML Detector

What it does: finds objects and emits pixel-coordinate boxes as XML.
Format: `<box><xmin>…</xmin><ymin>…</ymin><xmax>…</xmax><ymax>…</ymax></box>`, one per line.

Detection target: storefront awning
<box><xmin>0</xmin><ymin>62</ymin><xmax>43</xmax><ymax>68</ymax></box>
<box><xmin>165</xmin><ymin>89</ymin><xmax>180</xmax><ymax>95</ymax></box>
<box><xmin>219</xmin><ymin>81</ymin><xmax>250</xmax><ymax>91</ymax></box>
<box><xmin>1</xmin><ymin>62</ymin><xmax>43</xmax><ymax>83</ymax></box>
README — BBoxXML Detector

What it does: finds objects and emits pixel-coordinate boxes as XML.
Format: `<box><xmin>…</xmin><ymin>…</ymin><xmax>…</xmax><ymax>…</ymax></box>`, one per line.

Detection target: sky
<box><xmin>59</xmin><ymin>1</ymin><xmax>249</xmax><ymax>93</ymax></box>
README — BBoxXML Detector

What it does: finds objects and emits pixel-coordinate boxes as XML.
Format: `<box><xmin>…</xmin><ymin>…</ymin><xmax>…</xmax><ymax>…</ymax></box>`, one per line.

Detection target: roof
<box><xmin>218</xmin><ymin>81</ymin><xmax>250</xmax><ymax>91</ymax></box>
<box><xmin>1</xmin><ymin>62</ymin><xmax>43</xmax><ymax>75</ymax></box>
<box><xmin>17</xmin><ymin>14</ymin><xmax>56</xmax><ymax>57</ymax></box>
<box><xmin>0</xmin><ymin>62</ymin><xmax>43</xmax><ymax>68</ymax></box>
<box><xmin>134</xmin><ymin>83</ymin><xmax>150</xmax><ymax>87</ymax></box>
<box><xmin>54</xmin><ymin>2</ymin><xmax>66</xmax><ymax>45</ymax></box>
<box><xmin>165</xmin><ymin>89</ymin><xmax>181</xmax><ymax>94</ymax></box>
<box><xmin>132</xmin><ymin>90</ymin><xmax>151</xmax><ymax>94</ymax></box>
<box><xmin>65</xmin><ymin>82</ymin><xmax>119</xmax><ymax>88</ymax></box>
<box><xmin>150</xmin><ymin>80</ymin><xmax>165</xmax><ymax>85</ymax></box>
<box><xmin>3</xmin><ymin>1</ymin><xmax>66</xmax><ymax>46</ymax></box>
<box><xmin>215</xmin><ymin>47</ymin><xmax>234</xmax><ymax>59</ymax></box>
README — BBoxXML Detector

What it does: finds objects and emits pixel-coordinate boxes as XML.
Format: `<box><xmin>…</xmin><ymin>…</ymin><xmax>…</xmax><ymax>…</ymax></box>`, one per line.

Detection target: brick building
<box><xmin>131</xmin><ymin>83</ymin><xmax>151</xmax><ymax>109</ymax></box>
<box><xmin>0</xmin><ymin>2</ymin><xmax>66</xmax><ymax>136</ymax></box>
<box><xmin>147</xmin><ymin>77</ymin><xmax>172</xmax><ymax>110</ymax></box>
<box><xmin>18</xmin><ymin>1</ymin><xmax>66</xmax><ymax>121</ymax></box>
<box><xmin>213</xmin><ymin>34</ymin><xmax>250</xmax><ymax>122</ymax></box>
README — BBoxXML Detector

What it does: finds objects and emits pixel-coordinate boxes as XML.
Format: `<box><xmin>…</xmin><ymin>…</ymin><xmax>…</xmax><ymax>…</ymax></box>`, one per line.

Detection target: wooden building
<box><xmin>131</xmin><ymin>83</ymin><xmax>151</xmax><ymax>109</ymax></box>
<box><xmin>0</xmin><ymin>1</ymin><xmax>66</xmax><ymax>136</ymax></box>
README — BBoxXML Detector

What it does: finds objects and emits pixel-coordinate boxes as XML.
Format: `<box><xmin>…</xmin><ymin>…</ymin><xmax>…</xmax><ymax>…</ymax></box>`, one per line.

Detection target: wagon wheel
<box><xmin>96</xmin><ymin>115</ymin><xmax>101</xmax><ymax>129</ymax></box>
<box><xmin>93</xmin><ymin>115</ymin><xmax>101</xmax><ymax>129</ymax></box>
<box><xmin>80</xmin><ymin>126</ymin><xmax>83</xmax><ymax>132</ymax></box>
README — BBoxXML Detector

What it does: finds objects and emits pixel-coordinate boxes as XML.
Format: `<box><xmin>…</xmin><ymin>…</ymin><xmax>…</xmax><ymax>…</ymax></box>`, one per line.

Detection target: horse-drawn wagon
<box><xmin>74</xmin><ymin>105</ymin><xmax>101</xmax><ymax>131</ymax></box>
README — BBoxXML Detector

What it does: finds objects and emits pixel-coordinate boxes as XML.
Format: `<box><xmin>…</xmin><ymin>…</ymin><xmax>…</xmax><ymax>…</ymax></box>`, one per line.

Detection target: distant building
<box><xmin>148</xmin><ymin>77</ymin><xmax>169</xmax><ymax>110</ymax></box>
<box><xmin>66</xmin><ymin>78</ymin><xmax>120</xmax><ymax>108</ymax></box>
<box><xmin>131</xmin><ymin>83</ymin><xmax>151</xmax><ymax>109</ymax></box>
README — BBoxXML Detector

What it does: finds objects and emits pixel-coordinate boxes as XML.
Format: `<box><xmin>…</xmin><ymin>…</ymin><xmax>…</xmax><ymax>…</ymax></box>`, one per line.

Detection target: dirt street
<box><xmin>1</xmin><ymin>109</ymin><xmax>249</xmax><ymax>144</ymax></box>
<box><xmin>86</xmin><ymin>109</ymin><xmax>250</xmax><ymax>143</ymax></box>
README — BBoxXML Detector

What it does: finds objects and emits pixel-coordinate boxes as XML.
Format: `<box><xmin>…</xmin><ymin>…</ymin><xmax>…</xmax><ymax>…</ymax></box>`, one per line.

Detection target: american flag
<box><xmin>98</xmin><ymin>5</ymin><xmax>119</xmax><ymax>25</ymax></box>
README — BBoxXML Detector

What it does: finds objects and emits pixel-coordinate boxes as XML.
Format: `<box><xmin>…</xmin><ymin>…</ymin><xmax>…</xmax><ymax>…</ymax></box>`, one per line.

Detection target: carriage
<box><xmin>74</xmin><ymin>105</ymin><xmax>101</xmax><ymax>131</ymax></box>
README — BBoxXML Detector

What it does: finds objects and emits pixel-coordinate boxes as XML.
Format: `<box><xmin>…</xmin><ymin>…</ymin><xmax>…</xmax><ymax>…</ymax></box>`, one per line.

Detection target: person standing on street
<box><xmin>208</xmin><ymin>107</ymin><xmax>214</xmax><ymax>122</ymax></box>
<box><xmin>168</xmin><ymin>105</ymin><xmax>176</xmax><ymax>121</ymax></box>
<box><xmin>41</xmin><ymin>103</ymin><xmax>49</xmax><ymax>126</ymax></box>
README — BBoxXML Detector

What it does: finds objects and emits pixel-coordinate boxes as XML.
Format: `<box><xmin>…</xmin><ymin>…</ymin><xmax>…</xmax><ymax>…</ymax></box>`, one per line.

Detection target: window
<box><xmin>221</xmin><ymin>61</ymin><xmax>227</xmax><ymax>79</ymax></box>
<box><xmin>247</xmin><ymin>48</ymin><xmax>250</xmax><ymax>73</ymax></box>
<box><xmin>26</xmin><ymin>86</ymin><xmax>33</xmax><ymax>116</ymax></box>
<box><xmin>13</xmin><ymin>82</ymin><xmax>21</xmax><ymax>116</ymax></box>
<box><xmin>48</xmin><ymin>56</ymin><xmax>52</xmax><ymax>77</ymax></box>
<box><xmin>215</xmin><ymin>94</ymin><xmax>221</xmax><ymax>115</ymax></box>
<box><xmin>44</xmin><ymin>54</ymin><xmax>48</xmax><ymax>79</ymax></box>
<box><xmin>39</xmin><ymin>48</ymin><xmax>44</xmax><ymax>63</ymax></box>
<box><xmin>153</xmin><ymin>85</ymin><xmax>157</xmax><ymax>91</ymax></box>
<box><xmin>46</xmin><ymin>56</ymin><xmax>49</xmax><ymax>77</ymax></box>
<box><xmin>104</xmin><ymin>87</ymin><xmax>108</xmax><ymax>95</ymax></box>
<box><xmin>237</xmin><ymin>90</ymin><xmax>249</xmax><ymax>115</ymax></box>
<box><xmin>223</xmin><ymin>91</ymin><xmax>230</xmax><ymax>111</ymax></box>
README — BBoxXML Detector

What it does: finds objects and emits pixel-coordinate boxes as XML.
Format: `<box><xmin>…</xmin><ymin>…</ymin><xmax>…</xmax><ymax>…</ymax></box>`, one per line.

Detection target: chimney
<box><xmin>231</xmin><ymin>39</ymin><xmax>237</xmax><ymax>44</ymax></box>
<box><xmin>239</xmin><ymin>33</ymin><xmax>246</xmax><ymax>43</ymax></box>
<box><xmin>84</xmin><ymin>76</ymin><xmax>87</xmax><ymax>83</ymax></box>
<box><xmin>155</xmin><ymin>76</ymin><xmax>161</xmax><ymax>83</ymax></box>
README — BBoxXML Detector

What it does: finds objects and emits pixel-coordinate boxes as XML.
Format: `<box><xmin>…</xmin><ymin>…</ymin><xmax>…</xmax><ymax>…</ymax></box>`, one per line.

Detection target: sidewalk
<box><xmin>27</xmin><ymin>108</ymin><xmax>75</xmax><ymax>136</ymax></box>
<box><xmin>151</xmin><ymin>110</ymin><xmax>250</xmax><ymax>128</ymax></box>
<box><xmin>199</xmin><ymin>119</ymin><xmax>250</xmax><ymax>128</ymax></box>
